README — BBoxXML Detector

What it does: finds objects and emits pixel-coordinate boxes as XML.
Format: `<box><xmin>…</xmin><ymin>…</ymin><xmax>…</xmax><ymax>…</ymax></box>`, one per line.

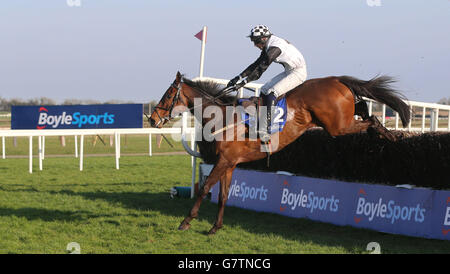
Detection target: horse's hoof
<box><xmin>207</xmin><ymin>225</ymin><xmax>222</xmax><ymax>235</ymax></box>
<box><xmin>178</xmin><ymin>222</ymin><xmax>191</xmax><ymax>231</ymax></box>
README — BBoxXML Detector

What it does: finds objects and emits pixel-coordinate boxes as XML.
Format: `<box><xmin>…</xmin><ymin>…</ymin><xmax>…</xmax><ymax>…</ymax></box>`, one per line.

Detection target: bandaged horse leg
<box><xmin>257</xmin><ymin>93</ymin><xmax>276</xmax><ymax>142</ymax></box>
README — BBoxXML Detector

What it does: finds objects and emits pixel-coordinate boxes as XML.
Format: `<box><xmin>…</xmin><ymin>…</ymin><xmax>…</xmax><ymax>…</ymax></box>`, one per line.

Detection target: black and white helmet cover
<box><xmin>248</xmin><ymin>25</ymin><xmax>271</xmax><ymax>41</ymax></box>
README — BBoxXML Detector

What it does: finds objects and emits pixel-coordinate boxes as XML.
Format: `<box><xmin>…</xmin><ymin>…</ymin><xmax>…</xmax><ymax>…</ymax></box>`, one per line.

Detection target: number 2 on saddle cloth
<box><xmin>237</xmin><ymin>95</ymin><xmax>288</xmax><ymax>136</ymax></box>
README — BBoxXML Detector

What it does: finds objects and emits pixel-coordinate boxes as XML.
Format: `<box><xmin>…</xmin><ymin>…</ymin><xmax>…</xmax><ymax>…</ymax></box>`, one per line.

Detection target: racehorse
<box><xmin>149</xmin><ymin>71</ymin><xmax>410</xmax><ymax>235</ymax></box>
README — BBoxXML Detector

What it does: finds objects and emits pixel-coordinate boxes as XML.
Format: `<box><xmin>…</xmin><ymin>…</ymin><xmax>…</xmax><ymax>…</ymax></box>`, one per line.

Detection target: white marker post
<box><xmin>191</xmin><ymin>26</ymin><xmax>207</xmax><ymax>198</ymax></box>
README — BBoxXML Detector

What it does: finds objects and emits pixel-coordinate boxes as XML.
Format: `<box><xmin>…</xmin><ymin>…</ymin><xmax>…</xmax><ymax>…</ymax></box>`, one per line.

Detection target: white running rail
<box><xmin>0</xmin><ymin>127</ymin><xmax>196</xmax><ymax>174</ymax></box>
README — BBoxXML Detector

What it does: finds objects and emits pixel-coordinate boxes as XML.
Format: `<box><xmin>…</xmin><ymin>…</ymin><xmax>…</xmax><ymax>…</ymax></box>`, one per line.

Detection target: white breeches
<box><xmin>260</xmin><ymin>68</ymin><xmax>307</xmax><ymax>97</ymax></box>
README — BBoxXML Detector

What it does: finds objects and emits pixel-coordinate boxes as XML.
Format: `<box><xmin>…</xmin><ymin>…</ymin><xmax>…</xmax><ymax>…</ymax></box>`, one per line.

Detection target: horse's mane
<box><xmin>181</xmin><ymin>77</ymin><xmax>238</xmax><ymax>164</ymax></box>
<box><xmin>182</xmin><ymin>77</ymin><xmax>236</xmax><ymax>105</ymax></box>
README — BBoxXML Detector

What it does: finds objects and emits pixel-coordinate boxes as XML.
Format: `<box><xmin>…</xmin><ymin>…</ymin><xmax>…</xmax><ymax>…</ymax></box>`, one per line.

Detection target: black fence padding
<box><xmin>198</xmin><ymin>129</ymin><xmax>450</xmax><ymax>190</ymax></box>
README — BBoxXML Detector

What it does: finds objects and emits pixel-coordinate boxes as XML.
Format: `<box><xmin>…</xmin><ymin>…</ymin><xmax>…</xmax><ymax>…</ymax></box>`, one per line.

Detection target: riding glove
<box><xmin>227</xmin><ymin>75</ymin><xmax>241</xmax><ymax>88</ymax></box>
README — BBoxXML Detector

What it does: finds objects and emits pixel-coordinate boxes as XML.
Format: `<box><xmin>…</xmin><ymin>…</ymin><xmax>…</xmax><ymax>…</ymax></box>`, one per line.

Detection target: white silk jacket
<box><xmin>264</xmin><ymin>35</ymin><xmax>306</xmax><ymax>72</ymax></box>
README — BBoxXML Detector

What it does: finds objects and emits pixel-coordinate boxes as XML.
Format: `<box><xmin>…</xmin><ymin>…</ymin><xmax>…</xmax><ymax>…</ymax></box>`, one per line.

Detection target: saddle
<box><xmin>237</xmin><ymin>94</ymin><xmax>288</xmax><ymax>135</ymax></box>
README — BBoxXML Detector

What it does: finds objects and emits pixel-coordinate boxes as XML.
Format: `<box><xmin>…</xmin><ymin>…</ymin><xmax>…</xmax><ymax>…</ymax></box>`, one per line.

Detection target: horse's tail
<box><xmin>338</xmin><ymin>75</ymin><xmax>411</xmax><ymax>127</ymax></box>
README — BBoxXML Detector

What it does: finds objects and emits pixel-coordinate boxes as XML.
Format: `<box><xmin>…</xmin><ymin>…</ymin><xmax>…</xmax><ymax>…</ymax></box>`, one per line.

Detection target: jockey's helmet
<box><xmin>247</xmin><ymin>25</ymin><xmax>271</xmax><ymax>45</ymax></box>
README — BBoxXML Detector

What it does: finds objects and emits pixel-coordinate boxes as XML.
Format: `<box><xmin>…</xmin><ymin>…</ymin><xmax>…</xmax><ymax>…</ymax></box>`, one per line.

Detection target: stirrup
<box><xmin>259</xmin><ymin>139</ymin><xmax>273</xmax><ymax>167</ymax></box>
<box><xmin>257</xmin><ymin>130</ymin><xmax>271</xmax><ymax>143</ymax></box>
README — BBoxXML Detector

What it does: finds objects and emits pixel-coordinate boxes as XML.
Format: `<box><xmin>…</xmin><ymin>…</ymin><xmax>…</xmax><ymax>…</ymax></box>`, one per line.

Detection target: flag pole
<box><xmin>192</xmin><ymin>26</ymin><xmax>206</xmax><ymax>198</ymax></box>
<box><xmin>199</xmin><ymin>26</ymin><xmax>207</xmax><ymax>78</ymax></box>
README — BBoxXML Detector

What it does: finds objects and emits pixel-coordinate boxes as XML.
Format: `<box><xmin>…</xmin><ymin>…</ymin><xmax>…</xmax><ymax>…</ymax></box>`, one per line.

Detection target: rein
<box><xmin>154</xmin><ymin>82</ymin><xmax>238</xmax><ymax>122</ymax></box>
<box><xmin>149</xmin><ymin>81</ymin><xmax>244</xmax><ymax>138</ymax></box>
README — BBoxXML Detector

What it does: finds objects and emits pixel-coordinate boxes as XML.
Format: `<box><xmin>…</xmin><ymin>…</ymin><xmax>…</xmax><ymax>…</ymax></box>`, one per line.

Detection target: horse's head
<box><xmin>149</xmin><ymin>71</ymin><xmax>188</xmax><ymax>128</ymax></box>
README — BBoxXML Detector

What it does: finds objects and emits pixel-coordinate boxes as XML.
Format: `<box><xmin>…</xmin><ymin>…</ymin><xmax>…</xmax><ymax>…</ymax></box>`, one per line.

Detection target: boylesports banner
<box><xmin>11</xmin><ymin>104</ymin><xmax>143</xmax><ymax>129</ymax></box>
<box><xmin>204</xmin><ymin>164</ymin><xmax>450</xmax><ymax>241</ymax></box>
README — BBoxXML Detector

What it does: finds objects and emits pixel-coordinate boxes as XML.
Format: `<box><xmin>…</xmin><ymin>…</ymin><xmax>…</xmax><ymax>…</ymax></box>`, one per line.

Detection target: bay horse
<box><xmin>149</xmin><ymin>71</ymin><xmax>410</xmax><ymax>235</ymax></box>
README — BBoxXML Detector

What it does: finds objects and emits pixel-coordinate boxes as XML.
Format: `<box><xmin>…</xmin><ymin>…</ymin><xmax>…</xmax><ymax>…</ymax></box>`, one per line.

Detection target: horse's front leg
<box><xmin>208</xmin><ymin>166</ymin><xmax>234</xmax><ymax>235</ymax></box>
<box><xmin>178</xmin><ymin>158</ymin><xmax>228</xmax><ymax>231</ymax></box>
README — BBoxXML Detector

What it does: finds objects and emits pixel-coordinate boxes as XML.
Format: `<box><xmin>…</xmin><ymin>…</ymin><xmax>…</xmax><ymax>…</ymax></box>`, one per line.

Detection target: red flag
<box><xmin>194</xmin><ymin>29</ymin><xmax>206</xmax><ymax>42</ymax></box>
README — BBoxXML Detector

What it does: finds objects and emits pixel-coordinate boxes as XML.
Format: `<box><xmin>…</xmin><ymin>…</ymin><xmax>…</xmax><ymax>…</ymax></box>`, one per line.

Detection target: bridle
<box><xmin>152</xmin><ymin>82</ymin><xmax>186</xmax><ymax>127</ymax></box>
<box><xmin>150</xmin><ymin>80</ymin><xmax>238</xmax><ymax>127</ymax></box>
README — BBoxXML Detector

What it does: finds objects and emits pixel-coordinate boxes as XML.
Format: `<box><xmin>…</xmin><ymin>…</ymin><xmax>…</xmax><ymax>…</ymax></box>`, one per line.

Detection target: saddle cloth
<box><xmin>237</xmin><ymin>97</ymin><xmax>287</xmax><ymax>134</ymax></box>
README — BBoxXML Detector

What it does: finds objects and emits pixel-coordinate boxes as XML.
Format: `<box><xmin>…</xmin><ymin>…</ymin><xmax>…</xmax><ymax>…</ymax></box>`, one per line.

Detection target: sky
<box><xmin>0</xmin><ymin>0</ymin><xmax>449</xmax><ymax>104</ymax></box>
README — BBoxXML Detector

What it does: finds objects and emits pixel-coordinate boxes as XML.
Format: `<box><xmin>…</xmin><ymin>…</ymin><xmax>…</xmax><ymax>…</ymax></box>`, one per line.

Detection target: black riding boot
<box><xmin>258</xmin><ymin>93</ymin><xmax>277</xmax><ymax>142</ymax></box>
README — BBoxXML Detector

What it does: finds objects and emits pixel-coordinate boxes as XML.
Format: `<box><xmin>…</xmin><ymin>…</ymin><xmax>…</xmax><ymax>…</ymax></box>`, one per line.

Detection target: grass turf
<box><xmin>0</xmin><ymin>155</ymin><xmax>449</xmax><ymax>254</ymax></box>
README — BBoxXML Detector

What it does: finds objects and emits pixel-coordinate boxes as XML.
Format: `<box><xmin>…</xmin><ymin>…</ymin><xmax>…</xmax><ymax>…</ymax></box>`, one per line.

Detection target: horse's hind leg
<box><xmin>326</xmin><ymin>116</ymin><xmax>396</xmax><ymax>141</ymax></box>
<box><xmin>366</xmin><ymin>115</ymin><xmax>396</xmax><ymax>141</ymax></box>
<box><xmin>354</xmin><ymin>101</ymin><xmax>396</xmax><ymax>141</ymax></box>
<box><xmin>326</xmin><ymin>118</ymin><xmax>372</xmax><ymax>136</ymax></box>
<box><xmin>178</xmin><ymin>157</ymin><xmax>229</xmax><ymax>231</ymax></box>
<box><xmin>354</xmin><ymin>101</ymin><xmax>370</xmax><ymax>120</ymax></box>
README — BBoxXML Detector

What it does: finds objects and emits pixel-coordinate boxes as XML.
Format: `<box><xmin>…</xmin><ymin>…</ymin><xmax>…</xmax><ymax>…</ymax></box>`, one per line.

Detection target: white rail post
<box><xmin>430</xmin><ymin>108</ymin><xmax>439</xmax><ymax>132</ymax></box>
<box><xmin>368</xmin><ymin>101</ymin><xmax>373</xmax><ymax>116</ymax></box>
<box><xmin>182</xmin><ymin>112</ymin><xmax>193</xmax><ymax>167</ymax></box>
<box><xmin>448</xmin><ymin>110</ymin><xmax>450</xmax><ymax>131</ymax></box>
<box><xmin>118</xmin><ymin>133</ymin><xmax>121</xmax><ymax>159</ymax></box>
<box><xmin>2</xmin><ymin>136</ymin><xmax>5</xmax><ymax>159</ymax></box>
<box><xmin>421</xmin><ymin>107</ymin><xmax>426</xmax><ymax>133</ymax></box>
<box><xmin>436</xmin><ymin>108</ymin><xmax>440</xmax><ymax>131</ymax></box>
<box><xmin>149</xmin><ymin>133</ymin><xmax>152</xmax><ymax>156</ymax></box>
<box><xmin>79</xmin><ymin>135</ymin><xmax>84</xmax><ymax>171</ymax></box>
<box><xmin>191</xmin><ymin>130</ymin><xmax>197</xmax><ymax>199</ymax></box>
<box><xmin>430</xmin><ymin>109</ymin><xmax>435</xmax><ymax>132</ymax></box>
<box><xmin>42</xmin><ymin>136</ymin><xmax>45</xmax><ymax>160</ymax></box>
<box><xmin>38</xmin><ymin>136</ymin><xmax>42</xmax><ymax>171</ymax></box>
<box><xmin>191</xmin><ymin>131</ymin><xmax>196</xmax><ymax>167</ymax></box>
<box><xmin>430</xmin><ymin>109</ymin><xmax>435</xmax><ymax>131</ymax></box>
<box><xmin>382</xmin><ymin>104</ymin><xmax>386</xmax><ymax>126</ymax></box>
<box><xmin>115</xmin><ymin>132</ymin><xmax>120</xmax><ymax>170</ymax></box>
<box><xmin>29</xmin><ymin>136</ymin><xmax>33</xmax><ymax>174</ymax></box>
<box><xmin>75</xmin><ymin>135</ymin><xmax>78</xmax><ymax>158</ymax></box>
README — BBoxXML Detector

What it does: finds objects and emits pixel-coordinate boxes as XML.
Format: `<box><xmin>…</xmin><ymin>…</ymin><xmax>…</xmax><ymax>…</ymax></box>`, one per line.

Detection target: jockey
<box><xmin>226</xmin><ymin>25</ymin><xmax>307</xmax><ymax>142</ymax></box>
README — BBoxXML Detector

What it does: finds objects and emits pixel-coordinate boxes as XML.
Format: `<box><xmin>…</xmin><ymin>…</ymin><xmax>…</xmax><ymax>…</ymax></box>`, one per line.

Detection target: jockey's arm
<box><xmin>240</xmin><ymin>46</ymin><xmax>281</xmax><ymax>83</ymax></box>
